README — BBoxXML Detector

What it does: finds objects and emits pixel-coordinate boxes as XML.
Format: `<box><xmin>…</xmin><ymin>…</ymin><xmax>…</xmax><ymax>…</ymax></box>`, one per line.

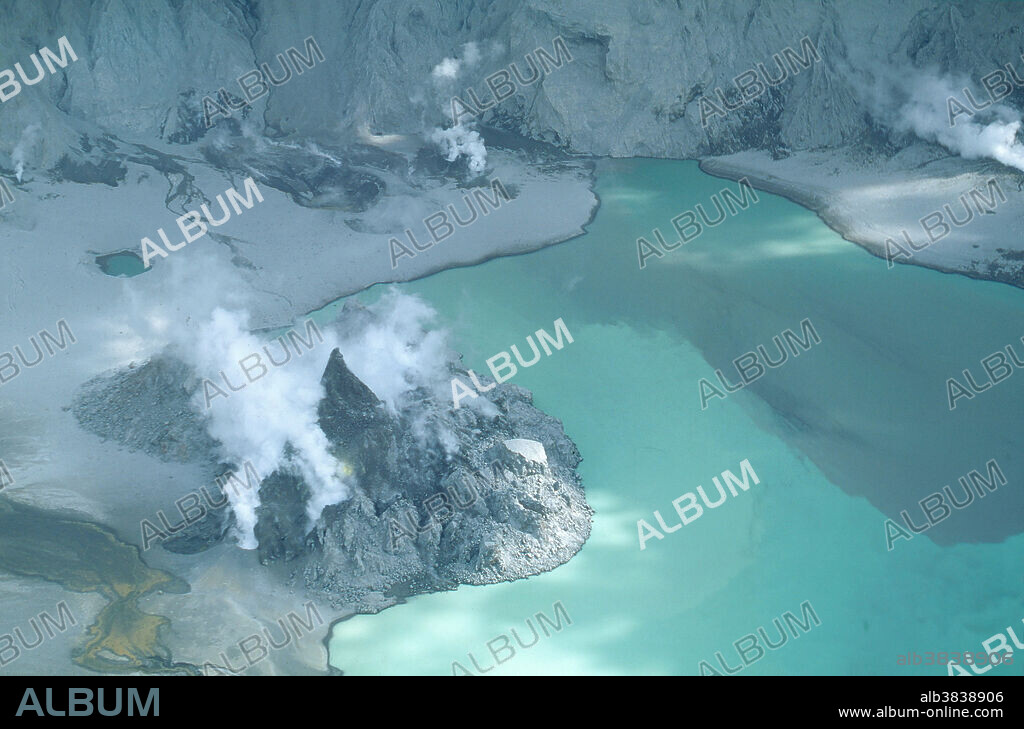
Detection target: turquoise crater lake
<box><xmin>325</xmin><ymin>158</ymin><xmax>1023</xmax><ymax>676</ymax></box>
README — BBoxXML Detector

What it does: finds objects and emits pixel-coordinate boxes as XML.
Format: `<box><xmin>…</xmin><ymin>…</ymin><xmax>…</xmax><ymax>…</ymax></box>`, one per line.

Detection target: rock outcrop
<box><xmin>302</xmin><ymin>351</ymin><xmax>591</xmax><ymax>606</ymax></box>
<box><xmin>2</xmin><ymin>1</ymin><xmax>1020</xmax><ymax>166</ymax></box>
<box><xmin>71</xmin><ymin>311</ymin><xmax>592</xmax><ymax>610</ymax></box>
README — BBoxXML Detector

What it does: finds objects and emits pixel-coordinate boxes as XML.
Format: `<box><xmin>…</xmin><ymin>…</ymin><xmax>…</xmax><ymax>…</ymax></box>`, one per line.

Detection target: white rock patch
<box><xmin>503</xmin><ymin>438</ymin><xmax>547</xmax><ymax>465</ymax></box>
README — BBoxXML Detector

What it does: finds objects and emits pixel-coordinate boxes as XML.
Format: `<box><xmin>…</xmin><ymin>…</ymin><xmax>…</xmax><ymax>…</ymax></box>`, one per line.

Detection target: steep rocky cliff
<box><xmin>2</xmin><ymin>1</ymin><xmax>1020</xmax><ymax>166</ymax></box>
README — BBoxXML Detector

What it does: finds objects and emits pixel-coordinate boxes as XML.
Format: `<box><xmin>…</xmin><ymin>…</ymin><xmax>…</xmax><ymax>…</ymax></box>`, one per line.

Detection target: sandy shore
<box><xmin>701</xmin><ymin>147</ymin><xmax>1024</xmax><ymax>289</ymax></box>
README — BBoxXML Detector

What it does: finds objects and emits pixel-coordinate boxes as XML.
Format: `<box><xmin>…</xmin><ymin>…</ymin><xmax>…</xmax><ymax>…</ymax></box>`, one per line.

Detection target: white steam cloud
<box><xmin>431</xmin><ymin>57</ymin><xmax>461</xmax><ymax>81</ymax></box>
<box><xmin>334</xmin><ymin>289</ymin><xmax>463</xmax><ymax>455</ymax></box>
<box><xmin>431</xmin><ymin>42</ymin><xmax>481</xmax><ymax>83</ymax></box>
<box><xmin>182</xmin><ymin>307</ymin><xmax>347</xmax><ymax>547</ymax></box>
<box><xmin>427</xmin><ymin>42</ymin><xmax>489</xmax><ymax>173</ymax></box>
<box><xmin>123</xmin><ymin>258</ymin><xmax>459</xmax><ymax>548</ymax></box>
<box><xmin>430</xmin><ymin>124</ymin><xmax>488</xmax><ymax>173</ymax></box>
<box><xmin>334</xmin><ymin>289</ymin><xmax>451</xmax><ymax>413</ymax></box>
<box><xmin>13</xmin><ymin>124</ymin><xmax>41</xmax><ymax>182</ymax></box>
<box><xmin>865</xmin><ymin>65</ymin><xmax>1024</xmax><ymax>173</ymax></box>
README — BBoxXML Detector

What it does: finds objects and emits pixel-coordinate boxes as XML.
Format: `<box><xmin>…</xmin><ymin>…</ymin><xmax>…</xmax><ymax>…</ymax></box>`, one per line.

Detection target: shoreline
<box><xmin>5</xmin><ymin>147</ymin><xmax>1021</xmax><ymax>677</ymax></box>
<box><xmin>292</xmin><ymin>157</ymin><xmax>604</xmax><ymax>327</ymax></box>
<box><xmin>699</xmin><ymin>152</ymin><xmax>1024</xmax><ymax>291</ymax></box>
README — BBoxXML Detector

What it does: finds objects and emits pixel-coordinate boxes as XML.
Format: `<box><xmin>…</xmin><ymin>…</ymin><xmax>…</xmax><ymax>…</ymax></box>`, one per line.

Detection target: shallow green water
<box><xmin>327</xmin><ymin>159</ymin><xmax>1023</xmax><ymax>676</ymax></box>
<box><xmin>96</xmin><ymin>251</ymin><xmax>146</xmax><ymax>278</ymax></box>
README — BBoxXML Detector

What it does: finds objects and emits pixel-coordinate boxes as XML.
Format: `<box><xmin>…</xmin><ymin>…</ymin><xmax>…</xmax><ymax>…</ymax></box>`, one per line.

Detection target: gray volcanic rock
<box><xmin>317</xmin><ymin>350</ymin><xmax>390</xmax><ymax>450</ymax></box>
<box><xmin>255</xmin><ymin>467</ymin><xmax>312</xmax><ymax>564</ymax></box>
<box><xmin>3</xmin><ymin>1</ymin><xmax>1020</xmax><ymax>165</ymax></box>
<box><xmin>72</xmin><ymin>354</ymin><xmax>217</xmax><ymax>463</ymax></box>
<box><xmin>69</xmin><ymin>319</ymin><xmax>592</xmax><ymax>608</ymax></box>
<box><xmin>267</xmin><ymin>347</ymin><xmax>592</xmax><ymax>607</ymax></box>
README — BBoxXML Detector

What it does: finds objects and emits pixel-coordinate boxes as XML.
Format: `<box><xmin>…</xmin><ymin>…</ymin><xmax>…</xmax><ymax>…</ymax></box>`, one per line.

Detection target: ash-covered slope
<box><xmin>72</xmin><ymin>315</ymin><xmax>592</xmax><ymax>610</ymax></box>
<box><xmin>5</xmin><ymin>0</ymin><xmax>1024</xmax><ymax>289</ymax></box>
<box><xmin>1</xmin><ymin>1</ymin><xmax>1020</xmax><ymax>164</ymax></box>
